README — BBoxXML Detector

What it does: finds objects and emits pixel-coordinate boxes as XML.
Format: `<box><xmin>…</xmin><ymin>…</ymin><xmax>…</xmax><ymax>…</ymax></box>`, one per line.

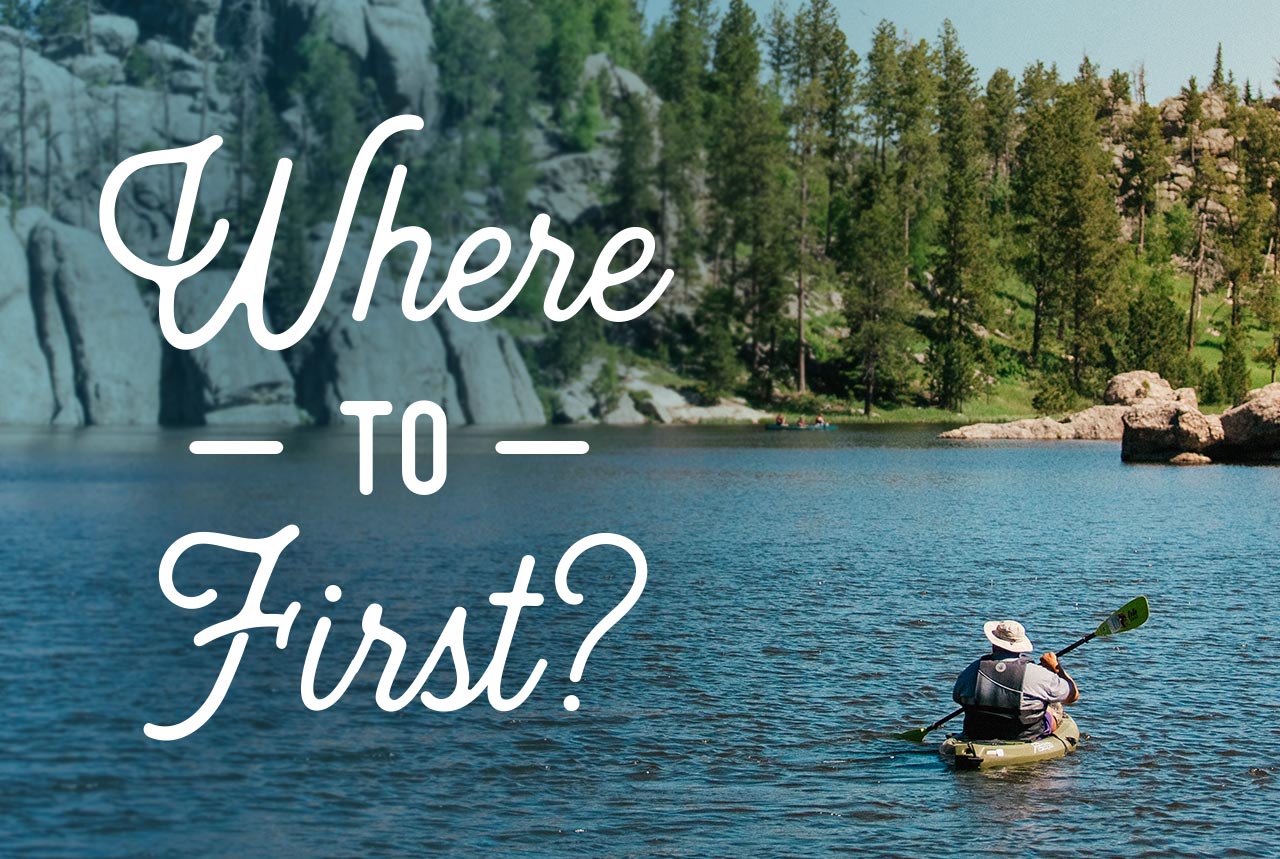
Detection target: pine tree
<box><xmin>778</xmin><ymin>0</ymin><xmax>851</xmax><ymax>392</ymax></box>
<box><xmin>1</xmin><ymin>0</ymin><xmax>35</xmax><ymax>206</ymax></box>
<box><xmin>894</xmin><ymin>38</ymin><xmax>940</xmax><ymax>288</ymax></box>
<box><xmin>983</xmin><ymin>67</ymin><xmax>1017</xmax><ymax>180</ymax></box>
<box><xmin>1011</xmin><ymin>62</ymin><xmax>1062</xmax><ymax>362</ymax></box>
<box><xmin>1121</xmin><ymin>103</ymin><xmax>1171</xmax><ymax>253</ymax></box>
<box><xmin>491</xmin><ymin>0</ymin><xmax>548</xmax><ymax>221</ymax></box>
<box><xmin>1181</xmin><ymin>76</ymin><xmax>1203</xmax><ymax>165</ymax></box>
<box><xmin>837</xmin><ymin>168</ymin><xmax>916</xmax><ymax>414</ymax></box>
<box><xmin>652</xmin><ymin>0</ymin><xmax>712</xmax><ymax>279</ymax></box>
<box><xmin>1211</xmin><ymin>43</ymin><xmax>1225</xmax><ymax>92</ymax></box>
<box><xmin>707</xmin><ymin>0</ymin><xmax>764</xmax><ymax>289</ymax></box>
<box><xmin>295</xmin><ymin>22</ymin><xmax>364</xmax><ymax>214</ymax></box>
<box><xmin>1126</xmin><ymin>268</ymin><xmax>1194</xmax><ymax>384</ymax></box>
<box><xmin>34</xmin><ymin>0</ymin><xmax>90</xmax><ymax>54</ymax></box>
<box><xmin>1219</xmin><ymin>324</ymin><xmax>1250</xmax><ymax>405</ymax></box>
<box><xmin>928</xmin><ymin>20</ymin><xmax>991</xmax><ymax>410</ymax></box>
<box><xmin>863</xmin><ymin>20</ymin><xmax>900</xmax><ymax>175</ymax></box>
<box><xmin>610</xmin><ymin>91</ymin><xmax>658</xmax><ymax>230</ymax></box>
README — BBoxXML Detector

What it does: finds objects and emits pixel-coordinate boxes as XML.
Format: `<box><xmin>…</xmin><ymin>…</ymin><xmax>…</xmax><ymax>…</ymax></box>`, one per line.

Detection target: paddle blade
<box><xmin>895</xmin><ymin>727</ymin><xmax>930</xmax><ymax>743</ymax></box>
<box><xmin>1094</xmin><ymin>596</ymin><xmax>1150</xmax><ymax>637</ymax></box>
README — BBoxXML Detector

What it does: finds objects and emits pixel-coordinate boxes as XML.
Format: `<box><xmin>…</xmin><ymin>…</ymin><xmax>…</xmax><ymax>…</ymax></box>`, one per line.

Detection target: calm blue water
<box><xmin>2</xmin><ymin>426</ymin><xmax>1278</xmax><ymax>858</ymax></box>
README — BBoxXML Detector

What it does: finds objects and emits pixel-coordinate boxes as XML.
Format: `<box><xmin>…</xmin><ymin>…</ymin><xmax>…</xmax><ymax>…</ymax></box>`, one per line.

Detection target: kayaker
<box><xmin>814</xmin><ymin>414</ymin><xmax>828</xmax><ymax>426</ymax></box>
<box><xmin>775</xmin><ymin>414</ymin><xmax>787</xmax><ymax>427</ymax></box>
<box><xmin>797</xmin><ymin>417</ymin><xmax>807</xmax><ymax>427</ymax></box>
<box><xmin>951</xmin><ymin>619</ymin><xmax>1079</xmax><ymax>742</ymax></box>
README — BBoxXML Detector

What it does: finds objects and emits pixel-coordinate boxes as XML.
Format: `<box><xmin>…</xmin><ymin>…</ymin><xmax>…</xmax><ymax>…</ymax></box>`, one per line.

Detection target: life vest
<box><xmin>959</xmin><ymin>654</ymin><xmax>1046</xmax><ymax>741</ymax></box>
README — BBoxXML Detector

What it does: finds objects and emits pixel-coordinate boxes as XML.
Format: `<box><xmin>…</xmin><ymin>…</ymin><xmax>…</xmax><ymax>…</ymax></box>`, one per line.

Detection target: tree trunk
<box><xmin>1187</xmin><ymin>211</ymin><xmax>1207</xmax><ymax>351</ymax></box>
<box><xmin>902</xmin><ymin>207</ymin><xmax>911</xmax><ymax>290</ymax></box>
<box><xmin>1138</xmin><ymin>204</ymin><xmax>1146</xmax><ymax>253</ymax></box>
<box><xmin>1031</xmin><ymin>288</ymin><xmax>1045</xmax><ymax>363</ymax></box>
<box><xmin>798</xmin><ymin>172</ymin><xmax>809</xmax><ymax>394</ymax></box>
<box><xmin>18</xmin><ymin>33</ymin><xmax>28</xmax><ymax>206</ymax></box>
<box><xmin>43</xmin><ymin>107</ymin><xmax>52</xmax><ymax>209</ymax></box>
<box><xmin>863</xmin><ymin>355</ymin><xmax>876</xmax><ymax>417</ymax></box>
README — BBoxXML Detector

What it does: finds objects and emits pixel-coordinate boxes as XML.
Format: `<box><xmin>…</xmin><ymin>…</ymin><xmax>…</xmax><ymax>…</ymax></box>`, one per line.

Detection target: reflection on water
<box><xmin>1</xmin><ymin>425</ymin><xmax>1278</xmax><ymax>857</ymax></box>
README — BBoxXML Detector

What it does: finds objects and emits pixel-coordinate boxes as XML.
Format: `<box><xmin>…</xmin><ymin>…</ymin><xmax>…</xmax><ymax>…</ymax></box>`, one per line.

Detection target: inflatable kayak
<box><xmin>939</xmin><ymin>714</ymin><xmax>1080</xmax><ymax>770</ymax></box>
<box><xmin>765</xmin><ymin>424</ymin><xmax>838</xmax><ymax>431</ymax></box>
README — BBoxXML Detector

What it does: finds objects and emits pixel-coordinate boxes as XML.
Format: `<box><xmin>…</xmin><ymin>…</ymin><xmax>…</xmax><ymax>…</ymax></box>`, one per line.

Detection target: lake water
<box><xmin>3</xmin><ymin>425</ymin><xmax>1278</xmax><ymax>857</ymax></box>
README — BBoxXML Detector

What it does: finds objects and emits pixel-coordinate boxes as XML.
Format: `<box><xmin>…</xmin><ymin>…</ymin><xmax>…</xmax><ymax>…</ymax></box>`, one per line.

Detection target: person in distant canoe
<box><xmin>775</xmin><ymin>414</ymin><xmax>787</xmax><ymax>427</ymax></box>
<box><xmin>814</xmin><ymin>414</ymin><xmax>828</xmax><ymax>427</ymax></box>
<box><xmin>951</xmin><ymin>620</ymin><xmax>1079</xmax><ymax>741</ymax></box>
<box><xmin>796</xmin><ymin>417</ymin><xmax>807</xmax><ymax>427</ymax></box>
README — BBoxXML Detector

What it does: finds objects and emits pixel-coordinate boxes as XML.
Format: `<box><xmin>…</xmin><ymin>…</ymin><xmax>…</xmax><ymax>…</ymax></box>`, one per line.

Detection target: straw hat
<box><xmin>984</xmin><ymin>619</ymin><xmax>1033</xmax><ymax>653</ymax></box>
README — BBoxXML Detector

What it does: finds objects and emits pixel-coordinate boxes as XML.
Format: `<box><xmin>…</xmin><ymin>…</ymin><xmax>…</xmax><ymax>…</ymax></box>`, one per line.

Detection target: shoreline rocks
<box><xmin>941</xmin><ymin>371</ymin><xmax>1191</xmax><ymax>442</ymax></box>
<box><xmin>943</xmin><ymin>370</ymin><xmax>1280</xmax><ymax>465</ymax></box>
<box><xmin>939</xmin><ymin>404</ymin><xmax>1131</xmax><ymax>441</ymax></box>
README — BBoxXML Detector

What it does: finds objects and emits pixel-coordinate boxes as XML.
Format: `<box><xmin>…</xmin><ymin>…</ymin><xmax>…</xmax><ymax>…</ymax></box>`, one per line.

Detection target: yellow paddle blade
<box><xmin>1094</xmin><ymin>595</ymin><xmax>1150</xmax><ymax>637</ymax></box>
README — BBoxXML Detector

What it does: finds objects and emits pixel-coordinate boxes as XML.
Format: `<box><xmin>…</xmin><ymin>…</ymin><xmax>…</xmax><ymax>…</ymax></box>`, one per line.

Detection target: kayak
<box><xmin>938</xmin><ymin>714</ymin><xmax>1080</xmax><ymax>770</ymax></box>
<box><xmin>765</xmin><ymin>424</ymin><xmax>838</xmax><ymax>431</ymax></box>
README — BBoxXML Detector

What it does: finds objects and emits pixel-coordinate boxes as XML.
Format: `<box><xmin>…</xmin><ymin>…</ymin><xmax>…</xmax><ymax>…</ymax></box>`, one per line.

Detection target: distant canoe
<box><xmin>765</xmin><ymin>424</ymin><xmax>839</xmax><ymax>431</ymax></box>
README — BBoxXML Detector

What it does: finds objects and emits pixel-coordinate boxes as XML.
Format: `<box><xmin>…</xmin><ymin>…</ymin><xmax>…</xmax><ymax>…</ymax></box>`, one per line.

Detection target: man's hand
<box><xmin>1040</xmin><ymin>652</ymin><xmax>1061</xmax><ymax>672</ymax></box>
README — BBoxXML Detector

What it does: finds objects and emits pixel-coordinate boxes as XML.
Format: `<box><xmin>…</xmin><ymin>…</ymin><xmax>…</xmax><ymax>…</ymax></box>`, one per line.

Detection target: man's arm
<box><xmin>1039</xmin><ymin>651</ymin><xmax>1079</xmax><ymax>704</ymax></box>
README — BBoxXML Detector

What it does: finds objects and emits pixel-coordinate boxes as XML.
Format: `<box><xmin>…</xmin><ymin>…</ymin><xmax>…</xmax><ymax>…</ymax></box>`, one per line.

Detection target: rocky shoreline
<box><xmin>941</xmin><ymin>370</ymin><xmax>1280</xmax><ymax>464</ymax></box>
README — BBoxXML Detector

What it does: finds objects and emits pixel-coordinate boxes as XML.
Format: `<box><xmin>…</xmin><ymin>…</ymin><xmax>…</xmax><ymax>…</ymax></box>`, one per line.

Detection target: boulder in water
<box><xmin>1120</xmin><ymin>401</ymin><xmax>1224</xmax><ymax>462</ymax></box>
<box><xmin>1217</xmin><ymin>384</ymin><xmax>1280</xmax><ymax>460</ymax></box>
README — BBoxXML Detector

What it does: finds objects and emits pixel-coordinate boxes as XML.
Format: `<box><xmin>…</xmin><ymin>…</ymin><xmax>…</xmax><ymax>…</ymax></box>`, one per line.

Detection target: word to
<box><xmin>99</xmin><ymin>115</ymin><xmax>674</xmax><ymax>352</ymax></box>
<box><xmin>145</xmin><ymin>528</ymin><xmax>647</xmax><ymax>741</ymax></box>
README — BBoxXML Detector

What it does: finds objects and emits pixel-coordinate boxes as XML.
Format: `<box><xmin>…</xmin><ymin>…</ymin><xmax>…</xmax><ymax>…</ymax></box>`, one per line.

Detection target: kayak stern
<box><xmin>939</xmin><ymin>714</ymin><xmax>1080</xmax><ymax>770</ymax></box>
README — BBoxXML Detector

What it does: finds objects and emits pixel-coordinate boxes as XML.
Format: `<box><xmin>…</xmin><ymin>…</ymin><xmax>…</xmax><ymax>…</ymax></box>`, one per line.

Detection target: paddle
<box><xmin>894</xmin><ymin>596</ymin><xmax>1150</xmax><ymax>743</ymax></box>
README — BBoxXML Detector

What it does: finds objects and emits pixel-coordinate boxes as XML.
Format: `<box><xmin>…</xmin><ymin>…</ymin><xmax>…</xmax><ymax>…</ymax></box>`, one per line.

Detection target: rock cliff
<box><xmin>0</xmin><ymin>4</ymin><xmax>671</xmax><ymax>427</ymax></box>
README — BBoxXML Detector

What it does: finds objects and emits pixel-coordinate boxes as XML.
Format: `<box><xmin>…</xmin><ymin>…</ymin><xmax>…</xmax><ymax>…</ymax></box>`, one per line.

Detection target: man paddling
<box><xmin>951</xmin><ymin>620</ymin><xmax>1079</xmax><ymax>742</ymax></box>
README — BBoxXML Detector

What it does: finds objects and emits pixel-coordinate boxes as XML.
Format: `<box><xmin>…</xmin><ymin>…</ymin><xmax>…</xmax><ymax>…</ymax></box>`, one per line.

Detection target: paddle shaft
<box><xmin>922</xmin><ymin>631</ymin><xmax>1092</xmax><ymax>736</ymax></box>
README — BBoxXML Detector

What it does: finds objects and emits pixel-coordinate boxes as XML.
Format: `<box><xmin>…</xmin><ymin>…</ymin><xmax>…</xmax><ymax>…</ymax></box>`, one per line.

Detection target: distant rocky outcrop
<box><xmin>279</xmin><ymin>0</ymin><xmax>438</xmax><ymax>127</ymax></box>
<box><xmin>939</xmin><ymin>404</ymin><xmax>1131</xmax><ymax>442</ymax></box>
<box><xmin>940</xmin><ymin>371</ymin><xmax>1202</xmax><ymax>442</ymax></box>
<box><xmin>1119</xmin><ymin>378</ymin><xmax>1280</xmax><ymax>464</ymax></box>
<box><xmin>555</xmin><ymin>359</ymin><xmax>768</xmax><ymax>425</ymax></box>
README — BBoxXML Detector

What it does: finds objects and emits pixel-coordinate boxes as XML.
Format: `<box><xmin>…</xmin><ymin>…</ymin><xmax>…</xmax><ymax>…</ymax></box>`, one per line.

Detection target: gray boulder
<box><xmin>530</xmin><ymin>149</ymin><xmax>616</xmax><ymax>225</ymax></box>
<box><xmin>1121</xmin><ymin>401</ymin><xmax>1224</xmax><ymax>463</ymax></box>
<box><xmin>1218</xmin><ymin>383</ymin><xmax>1280</xmax><ymax>458</ymax></box>
<box><xmin>282</xmin><ymin>0</ymin><xmax>437</xmax><ymax>126</ymax></box>
<box><xmin>316</xmin><ymin>303</ymin><xmax>465</xmax><ymax>426</ymax></box>
<box><xmin>0</xmin><ymin>216</ymin><xmax>57</xmax><ymax>423</ymax></box>
<box><xmin>1104</xmin><ymin>370</ymin><xmax>1175</xmax><ymax>406</ymax></box>
<box><xmin>168</xmin><ymin>271</ymin><xmax>300</xmax><ymax>424</ymax></box>
<box><xmin>437</xmin><ymin>315</ymin><xmax>544</xmax><ymax>425</ymax></box>
<box><xmin>365</xmin><ymin>0</ymin><xmax>438</xmax><ymax>122</ymax></box>
<box><xmin>583</xmin><ymin>53</ymin><xmax>660</xmax><ymax>111</ymax></box>
<box><xmin>939</xmin><ymin>416</ymin><xmax>1073</xmax><ymax>440</ymax></box>
<box><xmin>90</xmin><ymin>14</ymin><xmax>139</xmax><ymax>57</ymax></box>
<box><xmin>27</xmin><ymin>219</ymin><xmax>160</xmax><ymax>424</ymax></box>
<box><xmin>601</xmin><ymin>392</ymin><xmax>646</xmax><ymax>425</ymax></box>
<box><xmin>1060</xmin><ymin>405</ymin><xmax>1129</xmax><ymax>440</ymax></box>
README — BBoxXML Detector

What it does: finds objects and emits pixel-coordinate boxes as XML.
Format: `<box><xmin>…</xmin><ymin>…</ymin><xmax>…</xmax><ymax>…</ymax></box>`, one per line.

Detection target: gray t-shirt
<box><xmin>953</xmin><ymin>655</ymin><xmax>1074</xmax><ymax>717</ymax></box>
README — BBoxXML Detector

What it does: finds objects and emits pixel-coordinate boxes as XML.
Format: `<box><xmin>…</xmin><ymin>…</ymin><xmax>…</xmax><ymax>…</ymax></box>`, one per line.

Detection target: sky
<box><xmin>643</xmin><ymin>0</ymin><xmax>1280</xmax><ymax>102</ymax></box>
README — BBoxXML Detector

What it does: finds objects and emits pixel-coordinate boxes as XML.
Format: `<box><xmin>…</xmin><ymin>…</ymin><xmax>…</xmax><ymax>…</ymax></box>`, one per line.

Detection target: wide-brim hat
<box><xmin>984</xmin><ymin>619</ymin><xmax>1033</xmax><ymax>653</ymax></box>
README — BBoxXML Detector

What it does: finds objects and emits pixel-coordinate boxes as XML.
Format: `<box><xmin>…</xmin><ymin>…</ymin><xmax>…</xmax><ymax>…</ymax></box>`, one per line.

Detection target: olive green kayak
<box><xmin>939</xmin><ymin>714</ymin><xmax>1080</xmax><ymax>770</ymax></box>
